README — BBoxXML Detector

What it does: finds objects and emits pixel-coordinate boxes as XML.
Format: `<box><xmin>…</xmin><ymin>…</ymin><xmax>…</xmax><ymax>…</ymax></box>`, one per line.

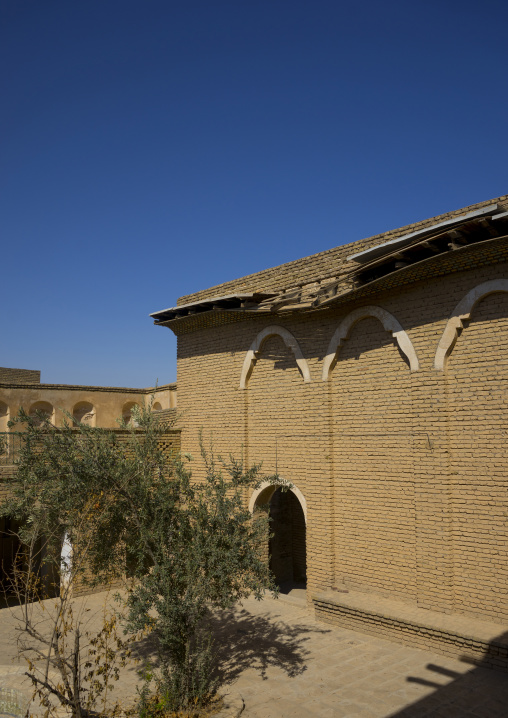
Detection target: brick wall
<box><xmin>445</xmin><ymin>291</ymin><xmax>508</xmax><ymax>622</ymax></box>
<box><xmin>177</xmin><ymin>261</ymin><xmax>508</xmax><ymax>625</ymax></box>
<box><xmin>330</xmin><ymin>317</ymin><xmax>416</xmax><ymax>602</ymax></box>
<box><xmin>0</xmin><ymin>367</ymin><xmax>40</xmax><ymax>384</ymax></box>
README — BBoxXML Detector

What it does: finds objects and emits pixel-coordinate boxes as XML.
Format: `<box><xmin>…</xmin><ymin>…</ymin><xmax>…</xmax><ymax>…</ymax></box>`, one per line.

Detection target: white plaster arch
<box><xmin>239</xmin><ymin>325</ymin><xmax>311</xmax><ymax>389</ymax></box>
<box><xmin>248</xmin><ymin>480</ymin><xmax>307</xmax><ymax>523</ymax></box>
<box><xmin>321</xmin><ymin>305</ymin><xmax>419</xmax><ymax>380</ymax></box>
<box><xmin>434</xmin><ymin>279</ymin><xmax>508</xmax><ymax>370</ymax></box>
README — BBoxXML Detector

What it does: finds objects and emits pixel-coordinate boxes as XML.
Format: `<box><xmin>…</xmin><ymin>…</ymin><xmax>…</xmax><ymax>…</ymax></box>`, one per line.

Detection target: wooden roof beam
<box><xmin>479</xmin><ymin>218</ymin><xmax>499</xmax><ymax>237</ymax></box>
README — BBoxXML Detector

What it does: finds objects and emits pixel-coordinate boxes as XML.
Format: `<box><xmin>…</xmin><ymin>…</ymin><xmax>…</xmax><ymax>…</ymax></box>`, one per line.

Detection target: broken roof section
<box><xmin>151</xmin><ymin>194</ymin><xmax>508</xmax><ymax>334</ymax></box>
<box><xmin>346</xmin><ymin>205</ymin><xmax>500</xmax><ymax>264</ymax></box>
<box><xmin>150</xmin><ymin>293</ymin><xmax>277</xmax><ymax>325</ymax></box>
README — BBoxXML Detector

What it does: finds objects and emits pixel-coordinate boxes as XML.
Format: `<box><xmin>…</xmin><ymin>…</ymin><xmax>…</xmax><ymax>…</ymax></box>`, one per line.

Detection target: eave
<box><xmin>158</xmin><ymin>234</ymin><xmax>508</xmax><ymax>336</ymax></box>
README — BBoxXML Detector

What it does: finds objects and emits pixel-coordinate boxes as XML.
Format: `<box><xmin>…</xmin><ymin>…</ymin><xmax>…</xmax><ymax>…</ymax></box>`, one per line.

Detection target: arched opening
<box><xmin>72</xmin><ymin>401</ymin><xmax>95</xmax><ymax>426</ymax></box>
<box><xmin>122</xmin><ymin>401</ymin><xmax>140</xmax><ymax>426</ymax></box>
<box><xmin>0</xmin><ymin>516</ymin><xmax>21</xmax><ymax>602</ymax></box>
<box><xmin>0</xmin><ymin>402</ymin><xmax>9</xmax><ymax>461</ymax></box>
<box><xmin>0</xmin><ymin>401</ymin><xmax>9</xmax><ymax>433</ymax></box>
<box><xmin>252</xmin><ymin>483</ymin><xmax>307</xmax><ymax>595</ymax></box>
<box><xmin>29</xmin><ymin>401</ymin><xmax>54</xmax><ymax>426</ymax></box>
<box><xmin>0</xmin><ymin>516</ymin><xmax>59</xmax><ymax>605</ymax></box>
<box><xmin>269</xmin><ymin>489</ymin><xmax>307</xmax><ymax>591</ymax></box>
<box><xmin>152</xmin><ymin>402</ymin><xmax>162</xmax><ymax>412</ymax></box>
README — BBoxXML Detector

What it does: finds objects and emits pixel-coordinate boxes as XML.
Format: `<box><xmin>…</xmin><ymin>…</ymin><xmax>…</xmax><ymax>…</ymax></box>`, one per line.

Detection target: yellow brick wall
<box><xmin>177</xmin><ymin>262</ymin><xmax>508</xmax><ymax>624</ymax></box>
<box><xmin>445</xmin><ymin>291</ymin><xmax>508</xmax><ymax>622</ymax></box>
<box><xmin>330</xmin><ymin>317</ymin><xmax>416</xmax><ymax>602</ymax></box>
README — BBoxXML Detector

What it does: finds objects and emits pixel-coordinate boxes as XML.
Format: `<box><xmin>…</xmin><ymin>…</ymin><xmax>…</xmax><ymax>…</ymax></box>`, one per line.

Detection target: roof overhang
<box><xmin>150</xmin><ymin>292</ymin><xmax>277</xmax><ymax>324</ymax></box>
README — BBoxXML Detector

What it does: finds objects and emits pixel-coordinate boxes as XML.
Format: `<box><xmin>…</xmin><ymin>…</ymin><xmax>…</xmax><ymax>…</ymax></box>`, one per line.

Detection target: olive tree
<box><xmin>2</xmin><ymin>405</ymin><xmax>285</xmax><ymax>714</ymax></box>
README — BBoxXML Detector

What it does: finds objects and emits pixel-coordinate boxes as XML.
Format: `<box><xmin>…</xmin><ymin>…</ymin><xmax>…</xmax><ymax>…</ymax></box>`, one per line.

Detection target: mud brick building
<box><xmin>152</xmin><ymin>193</ymin><xmax>508</xmax><ymax>669</ymax></box>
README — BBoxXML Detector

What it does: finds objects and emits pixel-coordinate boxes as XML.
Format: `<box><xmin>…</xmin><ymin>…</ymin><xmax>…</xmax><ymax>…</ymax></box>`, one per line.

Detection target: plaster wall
<box><xmin>0</xmin><ymin>384</ymin><xmax>177</xmax><ymax>428</ymax></box>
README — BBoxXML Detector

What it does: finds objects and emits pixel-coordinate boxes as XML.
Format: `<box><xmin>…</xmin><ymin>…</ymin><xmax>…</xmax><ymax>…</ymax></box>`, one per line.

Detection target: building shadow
<box><xmin>388</xmin><ymin>631</ymin><xmax>508</xmax><ymax>718</ymax></box>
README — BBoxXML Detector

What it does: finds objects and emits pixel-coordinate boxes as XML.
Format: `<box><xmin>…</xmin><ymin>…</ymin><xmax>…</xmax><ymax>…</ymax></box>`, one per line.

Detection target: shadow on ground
<box><xmin>128</xmin><ymin>604</ymin><xmax>330</xmax><ymax>687</ymax></box>
<box><xmin>210</xmin><ymin>606</ymin><xmax>329</xmax><ymax>684</ymax></box>
<box><xmin>389</xmin><ymin>635</ymin><xmax>508</xmax><ymax>718</ymax></box>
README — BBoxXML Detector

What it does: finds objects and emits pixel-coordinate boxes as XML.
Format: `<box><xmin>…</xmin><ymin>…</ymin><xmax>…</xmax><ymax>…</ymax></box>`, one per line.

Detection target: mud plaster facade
<box><xmin>0</xmin><ymin>370</ymin><xmax>179</xmax><ymax>598</ymax></box>
<box><xmin>0</xmin><ymin>369</ymin><xmax>177</xmax><ymax>432</ymax></box>
<box><xmin>153</xmin><ymin>194</ymin><xmax>508</xmax><ymax>669</ymax></box>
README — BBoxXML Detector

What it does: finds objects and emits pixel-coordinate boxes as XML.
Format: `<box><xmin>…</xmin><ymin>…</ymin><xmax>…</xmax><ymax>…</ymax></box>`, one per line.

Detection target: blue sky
<box><xmin>2</xmin><ymin>0</ymin><xmax>507</xmax><ymax>387</ymax></box>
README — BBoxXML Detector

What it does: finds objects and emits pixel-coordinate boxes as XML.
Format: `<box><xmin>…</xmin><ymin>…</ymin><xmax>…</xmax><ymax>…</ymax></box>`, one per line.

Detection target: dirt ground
<box><xmin>1</xmin><ymin>589</ymin><xmax>507</xmax><ymax>718</ymax></box>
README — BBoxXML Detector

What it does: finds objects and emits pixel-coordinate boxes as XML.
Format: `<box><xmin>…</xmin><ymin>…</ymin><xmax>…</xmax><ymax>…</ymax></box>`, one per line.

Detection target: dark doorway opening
<box><xmin>269</xmin><ymin>488</ymin><xmax>307</xmax><ymax>593</ymax></box>
<box><xmin>0</xmin><ymin>517</ymin><xmax>59</xmax><ymax>607</ymax></box>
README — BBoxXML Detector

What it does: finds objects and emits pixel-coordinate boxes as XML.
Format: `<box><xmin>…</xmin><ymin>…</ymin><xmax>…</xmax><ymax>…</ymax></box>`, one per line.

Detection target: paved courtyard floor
<box><xmin>0</xmin><ymin>590</ymin><xmax>507</xmax><ymax>717</ymax></box>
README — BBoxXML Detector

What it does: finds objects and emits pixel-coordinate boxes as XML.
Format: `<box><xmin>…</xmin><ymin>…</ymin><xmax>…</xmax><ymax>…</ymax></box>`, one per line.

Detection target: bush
<box><xmin>2</xmin><ymin>404</ymin><xmax>287</xmax><ymax>713</ymax></box>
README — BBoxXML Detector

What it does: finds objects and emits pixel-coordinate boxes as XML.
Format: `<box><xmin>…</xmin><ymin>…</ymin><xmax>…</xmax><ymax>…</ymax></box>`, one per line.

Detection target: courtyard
<box><xmin>0</xmin><ymin>590</ymin><xmax>506</xmax><ymax>718</ymax></box>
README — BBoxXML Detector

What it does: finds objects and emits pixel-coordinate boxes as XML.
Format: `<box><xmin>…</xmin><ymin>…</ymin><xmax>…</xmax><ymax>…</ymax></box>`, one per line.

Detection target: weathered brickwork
<box><xmin>330</xmin><ymin>317</ymin><xmax>416</xmax><ymax>601</ymax></box>
<box><xmin>178</xmin><ymin>194</ymin><xmax>508</xmax><ymax>306</ymax></box>
<box><xmin>446</xmin><ymin>292</ymin><xmax>508</xmax><ymax>623</ymax></box>
<box><xmin>0</xmin><ymin>368</ymin><xmax>40</xmax><ymax>384</ymax></box>
<box><xmin>171</xmin><ymin>195</ymin><xmax>508</xmax><ymax>663</ymax></box>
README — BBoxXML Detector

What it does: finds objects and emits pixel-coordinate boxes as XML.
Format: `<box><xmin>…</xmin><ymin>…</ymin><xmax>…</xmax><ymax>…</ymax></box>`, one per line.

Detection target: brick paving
<box><xmin>0</xmin><ymin>590</ymin><xmax>507</xmax><ymax>717</ymax></box>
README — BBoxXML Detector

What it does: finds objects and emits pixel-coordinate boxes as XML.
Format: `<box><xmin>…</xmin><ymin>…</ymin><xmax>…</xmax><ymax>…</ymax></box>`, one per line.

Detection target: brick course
<box><xmin>0</xmin><ymin>368</ymin><xmax>40</xmax><ymax>384</ymax></box>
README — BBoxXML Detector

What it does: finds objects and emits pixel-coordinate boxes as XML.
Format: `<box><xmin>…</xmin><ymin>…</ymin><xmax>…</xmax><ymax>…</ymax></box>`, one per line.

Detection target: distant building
<box><xmin>0</xmin><ymin>368</ymin><xmax>178</xmax><ymax>598</ymax></box>
<box><xmin>0</xmin><ymin>367</ymin><xmax>176</xmax><ymax>431</ymax></box>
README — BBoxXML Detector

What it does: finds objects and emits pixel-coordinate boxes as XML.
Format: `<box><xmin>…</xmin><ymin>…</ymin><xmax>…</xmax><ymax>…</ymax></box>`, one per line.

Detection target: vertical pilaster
<box><xmin>411</xmin><ymin>369</ymin><xmax>454</xmax><ymax>612</ymax></box>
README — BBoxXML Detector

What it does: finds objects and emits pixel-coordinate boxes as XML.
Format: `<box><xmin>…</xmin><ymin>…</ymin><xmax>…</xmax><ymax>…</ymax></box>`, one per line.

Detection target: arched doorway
<box><xmin>0</xmin><ymin>517</ymin><xmax>59</xmax><ymax>606</ymax></box>
<box><xmin>250</xmin><ymin>482</ymin><xmax>307</xmax><ymax>593</ymax></box>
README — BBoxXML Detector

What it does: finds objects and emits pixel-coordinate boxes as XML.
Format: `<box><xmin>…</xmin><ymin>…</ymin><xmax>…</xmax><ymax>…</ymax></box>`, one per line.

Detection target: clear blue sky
<box><xmin>2</xmin><ymin>0</ymin><xmax>507</xmax><ymax>387</ymax></box>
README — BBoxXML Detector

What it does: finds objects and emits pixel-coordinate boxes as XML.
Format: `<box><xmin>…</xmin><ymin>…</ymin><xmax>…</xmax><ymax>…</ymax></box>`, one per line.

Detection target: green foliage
<box><xmin>2</xmin><ymin>403</ymin><xmax>284</xmax><ymax>713</ymax></box>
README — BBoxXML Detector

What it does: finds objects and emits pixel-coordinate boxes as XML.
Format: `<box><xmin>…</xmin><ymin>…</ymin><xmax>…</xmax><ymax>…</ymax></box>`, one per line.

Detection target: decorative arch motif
<box><xmin>239</xmin><ymin>325</ymin><xmax>311</xmax><ymax>389</ymax></box>
<box><xmin>434</xmin><ymin>279</ymin><xmax>508</xmax><ymax>370</ymax></box>
<box><xmin>248</xmin><ymin>480</ymin><xmax>307</xmax><ymax>523</ymax></box>
<box><xmin>321</xmin><ymin>305</ymin><xmax>419</xmax><ymax>380</ymax></box>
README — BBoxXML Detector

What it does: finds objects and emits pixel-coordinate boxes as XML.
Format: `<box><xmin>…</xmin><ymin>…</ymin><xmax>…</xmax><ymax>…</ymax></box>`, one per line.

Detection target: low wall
<box><xmin>312</xmin><ymin>590</ymin><xmax>508</xmax><ymax>672</ymax></box>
